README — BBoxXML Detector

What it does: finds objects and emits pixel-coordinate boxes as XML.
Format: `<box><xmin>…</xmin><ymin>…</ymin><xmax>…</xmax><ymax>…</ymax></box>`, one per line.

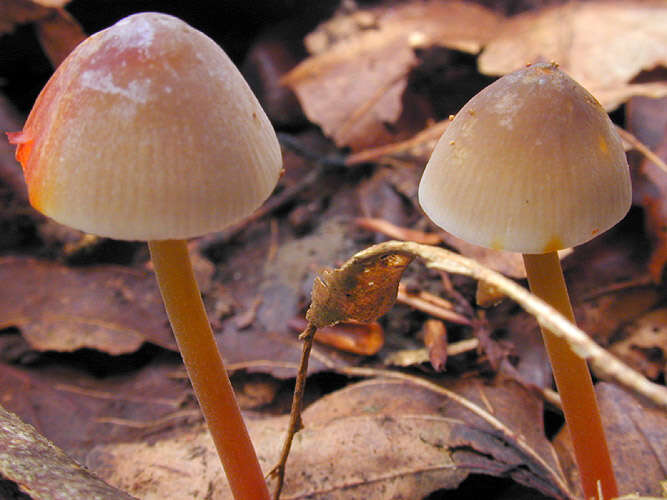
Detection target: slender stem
<box><xmin>149</xmin><ymin>239</ymin><xmax>269</xmax><ymax>500</ymax></box>
<box><xmin>523</xmin><ymin>252</ymin><xmax>617</xmax><ymax>500</ymax></box>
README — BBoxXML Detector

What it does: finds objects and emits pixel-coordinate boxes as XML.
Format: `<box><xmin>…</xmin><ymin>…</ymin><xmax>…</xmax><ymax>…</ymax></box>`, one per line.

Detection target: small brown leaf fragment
<box><xmin>356</xmin><ymin>217</ymin><xmax>442</xmax><ymax>245</ymax></box>
<box><xmin>306</xmin><ymin>250</ymin><xmax>413</xmax><ymax>328</ymax></box>
<box><xmin>0</xmin><ymin>257</ymin><xmax>177</xmax><ymax>353</ymax></box>
<box><xmin>290</xmin><ymin>317</ymin><xmax>384</xmax><ymax>355</ymax></box>
<box><xmin>34</xmin><ymin>8</ymin><xmax>86</xmax><ymax>67</ymax></box>
<box><xmin>423</xmin><ymin>319</ymin><xmax>448</xmax><ymax>371</ymax></box>
<box><xmin>0</xmin><ymin>1</ymin><xmax>83</xmax><ymax>67</ymax></box>
<box><xmin>479</xmin><ymin>1</ymin><xmax>667</xmax><ymax>110</ymax></box>
<box><xmin>476</xmin><ymin>280</ymin><xmax>506</xmax><ymax>307</ymax></box>
<box><xmin>0</xmin><ymin>360</ymin><xmax>192</xmax><ymax>458</ymax></box>
<box><xmin>610</xmin><ymin>308</ymin><xmax>667</xmax><ymax>381</ymax></box>
<box><xmin>0</xmin><ymin>404</ymin><xmax>136</xmax><ymax>500</ymax></box>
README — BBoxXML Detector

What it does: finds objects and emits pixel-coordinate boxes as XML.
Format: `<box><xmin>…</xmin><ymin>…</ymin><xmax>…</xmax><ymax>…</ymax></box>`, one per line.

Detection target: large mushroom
<box><xmin>419</xmin><ymin>62</ymin><xmax>631</xmax><ymax>499</ymax></box>
<box><xmin>8</xmin><ymin>12</ymin><xmax>281</xmax><ymax>499</ymax></box>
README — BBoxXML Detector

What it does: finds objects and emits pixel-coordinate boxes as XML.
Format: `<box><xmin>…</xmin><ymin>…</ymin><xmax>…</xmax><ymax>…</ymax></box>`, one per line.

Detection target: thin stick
<box><xmin>149</xmin><ymin>239</ymin><xmax>269</xmax><ymax>500</ymax></box>
<box><xmin>523</xmin><ymin>252</ymin><xmax>617</xmax><ymax>500</ymax></box>
<box><xmin>269</xmin><ymin>323</ymin><xmax>317</xmax><ymax>500</ymax></box>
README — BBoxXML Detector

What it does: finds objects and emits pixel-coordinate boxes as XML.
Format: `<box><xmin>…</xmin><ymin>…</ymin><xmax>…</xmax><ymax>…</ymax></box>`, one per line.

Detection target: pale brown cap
<box><xmin>418</xmin><ymin>63</ymin><xmax>631</xmax><ymax>254</ymax></box>
<box><xmin>12</xmin><ymin>12</ymin><xmax>282</xmax><ymax>241</ymax></box>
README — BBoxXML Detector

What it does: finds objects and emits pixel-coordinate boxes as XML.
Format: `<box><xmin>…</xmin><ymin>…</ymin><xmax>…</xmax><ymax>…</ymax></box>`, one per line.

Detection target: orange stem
<box><xmin>149</xmin><ymin>239</ymin><xmax>269</xmax><ymax>500</ymax></box>
<box><xmin>523</xmin><ymin>252</ymin><xmax>617</xmax><ymax>500</ymax></box>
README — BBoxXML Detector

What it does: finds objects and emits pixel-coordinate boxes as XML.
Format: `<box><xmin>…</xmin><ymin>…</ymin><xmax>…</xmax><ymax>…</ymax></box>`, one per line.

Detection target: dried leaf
<box><xmin>306</xmin><ymin>250</ymin><xmax>413</xmax><ymax>328</ymax></box>
<box><xmin>0</xmin><ymin>404</ymin><xmax>136</xmax><ymax>499</ymax></box>
<box><xmin>422</xmin><ymin>318</ymin><xmax>448</xmax><ymax>371</ymax></box>
<box><xmin>0</xmin><ymin>0</ymin><xmax>83</xmax><ymax>68</ymax></box>
<box><xmin>611</xmin><ymin>308</ymin><xmax>667</xmax><ymax>381</ymax></box>
<box><xmin>284</xmin><ymin>1</ymin><xmax>501</xmax><ymax>149</ymax></box>
<box><xmin>290</xmin><ymin>317</ymin><xmax>384</xmax><ymax>356</ymax></box>
<box><xmin>88</xmin><ymin>376</ymin><xmax>573</xmax><ymax>499</ymax></box>
<box><xmin>34</xmin><ymin>7</ymin><xmax>86</xmax><ymax>67</ymax></box>
<box><xmin>479</xmin><ymin>1</ymin><xmax>667</xmax><ymax>110</ymax></box>
<box><xmin>0</xmin><ymin>257</ymin><xmax>176</xmax><ymax>353</ymax></box>
<box><xmin>0</xmin><ymin>360</ymin><xmax>192</xmax><ymax>458</ymax></box>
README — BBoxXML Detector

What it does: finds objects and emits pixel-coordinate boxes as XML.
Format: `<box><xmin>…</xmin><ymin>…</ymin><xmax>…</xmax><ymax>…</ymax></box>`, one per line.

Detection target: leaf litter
<box><xmin>1</xmin><ymin>0</ymin><xmax>666</xmax><ymax>498</ymax></box>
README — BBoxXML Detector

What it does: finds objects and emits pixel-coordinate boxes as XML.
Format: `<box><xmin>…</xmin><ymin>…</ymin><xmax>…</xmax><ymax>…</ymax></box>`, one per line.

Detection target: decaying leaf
<box><xmin>611</xmin><ymin>308</ymin><xmax>667</xmax><ymax>381</ymax></box>
<box><xmin>0</xmin><ymin>404</ymin><xmax>136</xmax><ymax>500</ymax></box>
<box><xmin>306</xmin><ymin>250</ymin><xmax>413</xmax><ymax>327</ymax></box>
<box><xmin>479</xmin><ymin>1</ymin><xmax>667</xmax><ymax>110</ymax></box>
<box><xmin>0</xmin><ymin>257</ymin><xmax>176</xmax><ymax>354</ymax></box>
<box><xmin>284</xmin><ymin>1</ymin><xmax>502</xmax><ymax>149</ymax></box>
<box><xmin>88</xmin><ymin>376</ymin><xmax>574</xmax><ymax>499</ymax></box>
<box><xmin>0</xmin><ymin>0</ymin><xmax>84</xmax><ymax>67</ymax></box>
<box><xmin>290</xmin><ymin>317</ymin><xmax>384</xmax><ymax>356</ymax></box>
<box><xmin>0</xmin><ymin>360</ymin><xmax>193</xmax><ymax>459</ymax></box>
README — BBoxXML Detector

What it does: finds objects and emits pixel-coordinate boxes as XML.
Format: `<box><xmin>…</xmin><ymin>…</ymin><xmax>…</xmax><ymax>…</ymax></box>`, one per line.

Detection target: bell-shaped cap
<box><xmin>418</xmin><ymin>63</ymin><xmax>631</xmax><ymax>254</ymax></box>
<box><xmin>10</xmin><ymin>12</ymin><xmax>282</xmax><ymax>241</ymax></box>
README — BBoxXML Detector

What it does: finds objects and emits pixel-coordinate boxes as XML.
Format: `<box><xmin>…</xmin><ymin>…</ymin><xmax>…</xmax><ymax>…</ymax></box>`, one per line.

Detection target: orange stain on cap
<box><xmin>6</xmin><ymin>130</ymin><xmax>46</xmax><ymax>212</ymax></box>
<box><xmin>598</xmin><ymin>135</ymin><xmax>608</xmax><ymax>155</ymax></box>
<box><xmin>6</xmin><ymin>131</ymin><xmax>33</xmax><ymax>169</ymax></box>
<box><xmin>542</xmin><ymin>236</ymin><xmax>564</xmax><ymax>253</ymax></box>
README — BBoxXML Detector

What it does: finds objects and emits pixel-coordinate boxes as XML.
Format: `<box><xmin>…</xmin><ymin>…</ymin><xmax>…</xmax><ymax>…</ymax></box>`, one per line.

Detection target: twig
<box><xmin>268</xmin><ymin>322</ymin><xmax>317</xmax><ymax>500</ymax></box>
<box><xmin>616</xmin><ymin>125</ymin><xmax>667</xmax><ymax>175</ymax></box>
<box><xmin>354</xmin><ymin>241</ymin><xmax>667</xmax><ymax>410</ymax></box>
<box><xmin>396</xmin><ymin>282</ymin><xmax>472</xmax><ymax>326</ymax></box>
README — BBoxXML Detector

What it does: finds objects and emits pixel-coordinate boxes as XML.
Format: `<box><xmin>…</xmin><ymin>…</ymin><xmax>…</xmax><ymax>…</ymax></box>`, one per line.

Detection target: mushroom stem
<box><xmin>523</xmin><ymin>251</ymin><xmax>617</xmax><ymax>500</ymax></box>
<box><xmin>148</xmin><ymin>239</ymin><xmax>269</xmax><ymax>500</ymax></box>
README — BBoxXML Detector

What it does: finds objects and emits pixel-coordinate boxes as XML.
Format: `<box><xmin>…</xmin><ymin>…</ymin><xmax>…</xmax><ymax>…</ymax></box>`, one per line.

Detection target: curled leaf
<box><xmin>306</xmin><ymin>251</ymin><xmax>413</xmax><ymax>327</ymax></box>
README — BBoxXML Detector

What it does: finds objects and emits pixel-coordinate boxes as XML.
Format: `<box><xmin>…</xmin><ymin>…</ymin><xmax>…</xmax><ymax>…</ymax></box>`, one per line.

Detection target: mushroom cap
<box><xmin>12</xmin><ymin>12</ymin><xmax>282</xmax><ymax>241</ymax></box>
<box><xmin>418</xmin><ymin>63</ymin><xmax>631</xmax><ymax>254</ymax></box>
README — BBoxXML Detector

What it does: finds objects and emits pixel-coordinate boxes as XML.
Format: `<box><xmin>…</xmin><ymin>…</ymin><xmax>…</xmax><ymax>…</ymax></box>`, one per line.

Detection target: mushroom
<box><xmin>419</xmin><ymin>62</ymin><xmax>630</xmax><ymax>499</ymax></box>
<box><xmin>8</xmin><ymin>13</ymin><xmax>281</xmax><ymax>499</ymax></box>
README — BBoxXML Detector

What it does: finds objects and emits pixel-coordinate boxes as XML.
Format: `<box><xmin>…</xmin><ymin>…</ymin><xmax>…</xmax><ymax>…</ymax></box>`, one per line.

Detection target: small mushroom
<box><xmin>8</xmin><ymin>13</ymin><xmax>281</xmax><ymax>499</ymax></box>
<box><xmin>419</xmin><ymin>62</ymin><xmax>630</xmax><ymax>499</ymax></box>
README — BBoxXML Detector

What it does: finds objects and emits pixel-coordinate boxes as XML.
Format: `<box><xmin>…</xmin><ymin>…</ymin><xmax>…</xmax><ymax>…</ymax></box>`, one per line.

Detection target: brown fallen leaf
<box><xmin>307</xmin><ymin>250</ymin><xmax>414</xmax><ymax>327</ymax></box>
<box><xmin>0</xmin><ymin>359</ymin><xmax>193</xmax><ymax>459</ymax></box>
<box><xmin>34</xmin><ymin>7</ymin><xmax>85</xmax><ymax>67</ymax></box>
<box><xmin>610</xmin><ymin>308</ymin><xmax>667</xmax><ymax>381</ymax></box>
<box><xmin>0</xmin><ymin>256</ymin><xmax>176</xmax><ymax>353</ymax></box>
<box><xmin>576</xmin><ymin>285</ymin><xmax>661</xmax><ymax>346</ymax></box>
<box><xmin>283</xmin><ymin>1</ymin><xmax>502</xmax><ymax>150</ymax></box>
<box><xmin>0</xmin><ymin>404</ymin><xmax>136</xmax><ymax>500</ymax></box>
<box><xmin>479</xmin><ymin>1</ymin><xmax>667</xmax><ymax>110</ymax></box>
<box><xmin>289</xmin><ymin>316</ymin><xmax>384</xmax><ymax>356</ymax></box>
<box><xmin>0</xmin><ymin>0</ymin><xmax>84</xmax><ymax>67</ymax></box>
<box><xmin>422</xmin><ymin>318</ymin><xmax>448</xmax><ymax>371</ymax></box>
<box><xmin>88</xmin><ymin>376</ymin><xmax>574</xmax><ymax>499</ymax></box>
